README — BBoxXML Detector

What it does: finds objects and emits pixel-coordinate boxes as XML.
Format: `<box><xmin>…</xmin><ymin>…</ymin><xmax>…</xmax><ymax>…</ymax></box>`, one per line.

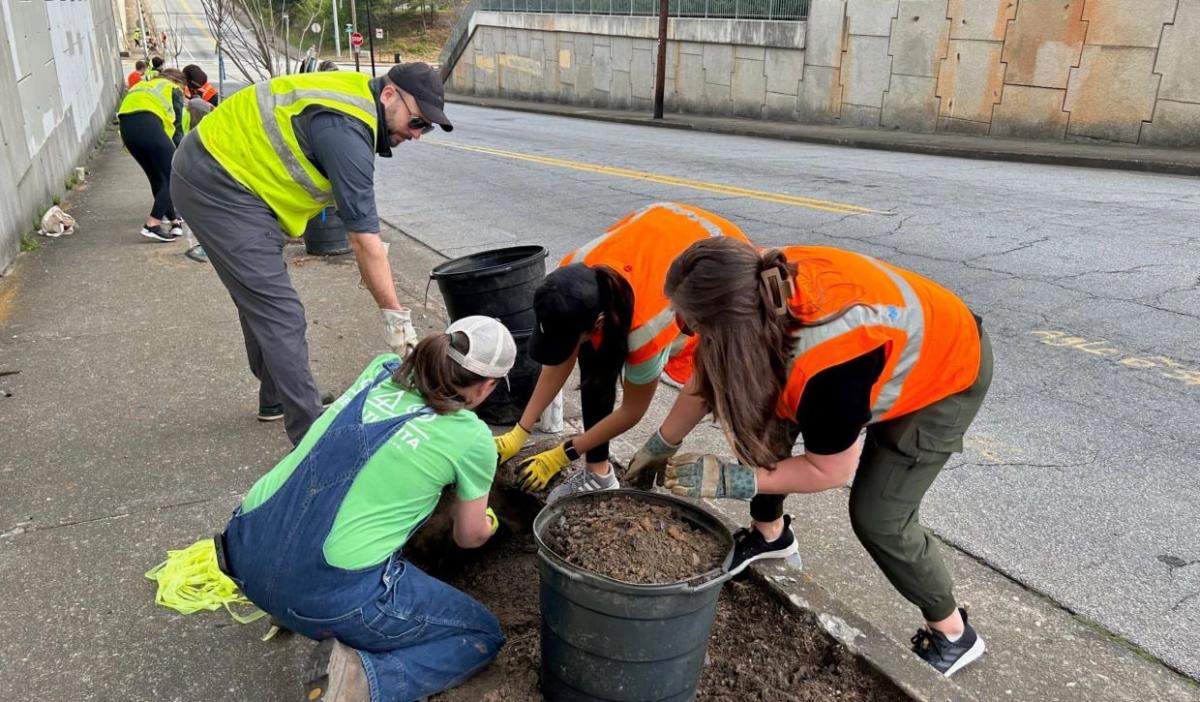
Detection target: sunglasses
<box><xmin>407</xmin><ymin>115</ymin><xmax>434</xmax><ymax>134</ymax></box>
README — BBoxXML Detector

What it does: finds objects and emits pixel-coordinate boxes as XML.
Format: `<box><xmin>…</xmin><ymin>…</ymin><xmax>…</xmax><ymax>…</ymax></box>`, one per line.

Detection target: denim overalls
<box><xmin>223</xmin><ymin>362</ymin><xmax>504</xmax><ymax>701</ymax></box>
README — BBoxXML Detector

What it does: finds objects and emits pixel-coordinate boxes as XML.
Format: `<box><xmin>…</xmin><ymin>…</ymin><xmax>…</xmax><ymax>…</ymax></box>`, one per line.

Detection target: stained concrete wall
<box><xmin>0</xmin><ymin>0</ymin><xmax>125</xmax><ymax>273</ymax></box>
<box><xmin>447</xmin><ymin>0</ymin><xmax>1200</xmax><ymax>150</ymax></box>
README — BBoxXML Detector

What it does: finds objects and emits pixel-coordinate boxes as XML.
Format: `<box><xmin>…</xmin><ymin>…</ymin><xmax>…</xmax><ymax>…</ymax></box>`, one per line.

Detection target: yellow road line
<box><xmin>430</xmin><ymin>141</ymin><xmax>884</xmax><ymax>215</ymax></box>
<box><xmin>172</xmin><ymin>0</ymin><xmax>216</xmax><ymax>43</ymax></box>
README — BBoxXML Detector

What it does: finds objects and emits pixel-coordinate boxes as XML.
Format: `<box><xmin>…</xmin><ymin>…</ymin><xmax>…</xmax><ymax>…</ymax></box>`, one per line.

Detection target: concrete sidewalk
<box><xmin>0</xmin><ymin>126</ymin><xmax>1196</xmax><ymax>701</ymax></box>
<box><xmin>446</xmin><ymin>93</ymin><xmax>1200</xmax><ymax>177</ymax></box>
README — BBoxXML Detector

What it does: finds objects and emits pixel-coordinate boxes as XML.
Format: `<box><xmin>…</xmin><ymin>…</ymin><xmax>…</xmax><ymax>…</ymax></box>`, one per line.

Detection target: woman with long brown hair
<box><xmin>218</xmin><ymin>317</ymin><xmax>515</xmax><ymax>701</ymax></box>
<box><xmin>492</xmin><ymin>203</ymin><xmax>749</xmax><ymax>503</ymax></box>
<box><xmin>629</xmin><ymin>237</ymin><xmax>992</xmax><ymax>678</ymax></box>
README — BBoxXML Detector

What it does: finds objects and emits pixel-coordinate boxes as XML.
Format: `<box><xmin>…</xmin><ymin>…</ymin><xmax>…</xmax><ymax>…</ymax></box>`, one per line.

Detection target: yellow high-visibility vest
<box><xmin>118</xmin><ymin>78</ymin><xmax>177</xmax><ymax>137</ymax></box>
<box><xmin>196</xmin><ymin>72</ymin><xmax>378</xmax><ymax>237</ymax></box>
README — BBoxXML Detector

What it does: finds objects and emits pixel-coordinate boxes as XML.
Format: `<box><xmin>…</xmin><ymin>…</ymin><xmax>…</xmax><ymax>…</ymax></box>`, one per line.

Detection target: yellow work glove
<box><xmin>518</xmin><ymin>443</ymin><xmax>573</xmax><ymax>492</ymax></box>
<box><xmin>485</xmin><ymin>507</ymin><xmax>499</xmax><ymax>535</ymax></box>
<box><xmin>494</xmin><ymin>424</ymin><xmax>530</xmax><ymax>464</ymax></box>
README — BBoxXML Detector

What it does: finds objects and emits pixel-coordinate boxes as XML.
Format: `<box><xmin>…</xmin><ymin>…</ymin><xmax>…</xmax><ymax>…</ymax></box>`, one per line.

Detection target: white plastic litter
<box><xmin>39</xmin><ymin>206</ymin><xmax>76</xmax><ymax>238</ymax></box>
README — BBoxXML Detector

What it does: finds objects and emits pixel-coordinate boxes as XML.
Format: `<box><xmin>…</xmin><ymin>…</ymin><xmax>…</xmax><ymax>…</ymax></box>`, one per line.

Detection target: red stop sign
<box><xmin>350</xmin><ymin>31</ymin><xmax>363</xmax><ymax>48</ymax></box>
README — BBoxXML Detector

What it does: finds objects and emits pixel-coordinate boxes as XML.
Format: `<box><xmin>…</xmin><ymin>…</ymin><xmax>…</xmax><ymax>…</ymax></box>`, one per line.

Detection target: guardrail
<box><xmin>478</xmin><ymin>0</ymin><xmax>808</xmax><ymax>21</ymax></box>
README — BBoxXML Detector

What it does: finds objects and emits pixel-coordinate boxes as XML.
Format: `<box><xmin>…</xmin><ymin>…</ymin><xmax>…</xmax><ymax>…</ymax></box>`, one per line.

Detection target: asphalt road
<box><xmin>372</xmin><ymin>104</ymin><xmax>1200</xmax><ymax>677</ymax></box>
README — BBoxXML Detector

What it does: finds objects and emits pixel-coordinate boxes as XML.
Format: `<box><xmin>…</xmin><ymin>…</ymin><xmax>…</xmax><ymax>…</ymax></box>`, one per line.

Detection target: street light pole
<box><xmin>364</xmin><ymin>0</ymin><xmax>376</xmax><ymax>76</ymax></box>
<box><xmin>332</xmin><ymin>0</ymin><xmax>341</xmax><ymax>57</ymax></box>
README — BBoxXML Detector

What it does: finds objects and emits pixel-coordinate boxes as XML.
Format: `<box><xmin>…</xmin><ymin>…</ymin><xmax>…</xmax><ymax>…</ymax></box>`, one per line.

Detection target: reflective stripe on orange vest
<box><xmin>775</xmin><ymin>246</ymin><xmax>980</xmax><ymax>423</ymax></box>
<box><xmin>562</xmin><ymin>202</ymin><xmax>750</xmax><ymax>371</ymax></box>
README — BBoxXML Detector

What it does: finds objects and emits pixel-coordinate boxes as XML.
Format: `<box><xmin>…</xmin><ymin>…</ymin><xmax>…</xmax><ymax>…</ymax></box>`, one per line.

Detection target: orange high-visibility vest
<box><xmin>775</xmin><ymin>246</ymin><xmax>980</xmax><ymax>422</ymax></box>
<box><xmin>197</xmin><ymin>82</ymin><xmax>218</xmax><ymax>103</ymax></box>
<box><xmin>562</xmin><ymin>202</ymin><xmax>750</xmax><ymax>384</ymax></box>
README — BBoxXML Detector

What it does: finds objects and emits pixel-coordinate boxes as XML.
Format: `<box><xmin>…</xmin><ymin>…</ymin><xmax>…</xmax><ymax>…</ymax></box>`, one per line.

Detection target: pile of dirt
<box><xmin>428</xmin><ymin>530</ymin><xmax>907</xmax><ymax>702</ymax></box>
<box><xmin>541</xmin><ymin>493</ymin><xmax>728</xmax><ymax>584</ymax></box>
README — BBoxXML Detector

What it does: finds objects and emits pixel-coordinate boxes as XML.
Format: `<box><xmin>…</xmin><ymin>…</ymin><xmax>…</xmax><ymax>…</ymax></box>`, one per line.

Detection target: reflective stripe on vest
<box><xmin>775</xmin><ymin>246</ymin><xmax>980</xmax><ymax>423</ymax></box>
<box><xmin>119</xmin><ymin>79</ymin><xmax>176</xmax><ymax>137</ymax></box>
<box><xmin>563</xmin><ymin>202</ymin><xmax>750</xmax><ymax>366</ymax></box>
<box><xmin>196</xmin><ymin>73</ymin><xmax>377</xmax><ymax>237</ymax></box>
<box><xmin>786</xmin><ymin>256</ymin><xmax>923</xmax><ymax>421</ymax></box>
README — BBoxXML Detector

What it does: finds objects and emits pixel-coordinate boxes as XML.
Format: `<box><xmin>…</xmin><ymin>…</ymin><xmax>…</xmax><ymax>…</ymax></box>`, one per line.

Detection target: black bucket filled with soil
<box><xmin>430</xmin><ymin>246</ymin><xmax>548</xmax><ymax>425</ymax></box>
<box><xmin>534</xmin><ymin>490</ymin><xmax>734</xmax><ymax>702</ymax></box>
<box><xmin>304</xmin><ymin>207</ymin><xmax>352</xmax><ymax>255</ymax></box>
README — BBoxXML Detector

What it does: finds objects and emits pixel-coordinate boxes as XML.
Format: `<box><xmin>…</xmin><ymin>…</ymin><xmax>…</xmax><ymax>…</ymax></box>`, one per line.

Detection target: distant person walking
<box><xmin>131</xmin><ymin>27</ymin><xmax>142</xmax><ymax>48</ymax></box>
<box><xmin>117</xmin><ymin>67</ymin><xmax>188</xmax><ymax>242</ymax></box>
<box><xmin>183</xmin><ymin>64</ymin><xmax>219</xmax><ymax>105</ymax></box>
<box><xmin>170</xmin><ymin>63</ymin><xmax>452</xmax><ymax>444</ymax></box>
<box><xmin>127</xmin><ymin>60</ymin><xmax>147</xmax><ymax>88</ymax></box>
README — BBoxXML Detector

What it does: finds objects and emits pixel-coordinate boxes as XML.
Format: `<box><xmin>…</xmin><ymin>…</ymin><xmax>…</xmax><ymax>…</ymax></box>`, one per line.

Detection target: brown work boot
<box><xmin>304</xmin><ymin>639</ymin><xmax>370</xmax><ymax>702</ymax></box>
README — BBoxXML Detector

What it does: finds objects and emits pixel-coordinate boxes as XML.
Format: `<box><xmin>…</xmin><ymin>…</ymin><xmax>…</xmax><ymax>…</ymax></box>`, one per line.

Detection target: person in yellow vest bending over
<box><xmin>629</xmin><ymin>237</ymin><xmax>992</xmax><ymax>677</ymax></box>
<box><xmin>117</xmin><ymin>67</ymin><xmax>187</xmax><ymax>242</ymax></box>
<box><xmin>171</xmin><ymin>63</ymin><xmax>451</xmax><ymax>445</ymax></box>
<box><xmin>493</xmin><ymin>203</ymin><xmax>750</xmax><ymax>503</ymax></box>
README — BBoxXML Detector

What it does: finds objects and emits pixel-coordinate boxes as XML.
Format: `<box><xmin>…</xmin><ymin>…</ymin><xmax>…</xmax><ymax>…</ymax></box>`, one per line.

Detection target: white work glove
<box><xmin>381</xmin><ymin>308</ymin><xmax>418</xmax><ymax>357</ymax></box>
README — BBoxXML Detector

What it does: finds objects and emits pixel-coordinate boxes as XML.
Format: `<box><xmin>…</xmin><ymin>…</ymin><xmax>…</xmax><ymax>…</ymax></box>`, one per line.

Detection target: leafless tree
<box><xmin>198</xmin><ymin>0</ymin><xmax>327</xmax><ymax>82</ymax></box>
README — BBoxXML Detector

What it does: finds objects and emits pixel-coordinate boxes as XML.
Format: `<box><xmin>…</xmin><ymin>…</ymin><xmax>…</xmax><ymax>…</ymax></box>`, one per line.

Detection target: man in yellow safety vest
<box><xmin>170</xmin><ymin>62</ymin><xmax>452</xmax><ymax>445</ymax></box>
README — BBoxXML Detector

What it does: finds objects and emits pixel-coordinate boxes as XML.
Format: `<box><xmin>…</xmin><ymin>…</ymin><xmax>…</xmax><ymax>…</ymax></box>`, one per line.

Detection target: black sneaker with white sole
<box><xmin>257</xmin><ymin>393</ymin><xmax>336</xmax><ymax>422</ymax></box>
<box><xmin>911</xmin><ymin>608</ymin><xmax>986</xmax><ymax>677</ymax></box>
<box><xmin>140</xmin><ymin>224</ymin><xmax>178</xmax><ymax>242</ymax></box>
<box><xmin>727</xmin><ymin>514</ymin><xmax>800</xmax><ymax>576</ymax></box>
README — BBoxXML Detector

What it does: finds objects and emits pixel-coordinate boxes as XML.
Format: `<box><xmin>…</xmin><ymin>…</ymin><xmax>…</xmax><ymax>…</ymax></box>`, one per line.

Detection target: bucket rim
<box><xmin>533</xmin><ymin>489</ymin><xmax>735</xmax><ymax>594</ymax></box>
<box><xmin>429</xmin><ymin>245</ymin><xmax>549</xmax><ymax>281</ymax></box>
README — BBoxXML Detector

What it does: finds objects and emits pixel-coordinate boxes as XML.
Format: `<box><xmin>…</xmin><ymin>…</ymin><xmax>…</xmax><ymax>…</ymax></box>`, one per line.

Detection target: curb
<box><xmin>446</xmin><ymin>94</ymin><xmax>1200</xmax><ymax>177</ymax></box>
<box><xmin>703</xmin><ymin>500</ymin><xmax>981</xmax><ymax>702</ymax></box>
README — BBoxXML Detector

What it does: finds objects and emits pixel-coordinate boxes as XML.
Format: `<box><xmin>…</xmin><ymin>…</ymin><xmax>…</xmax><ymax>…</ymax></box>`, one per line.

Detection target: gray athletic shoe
<box><xmin>547</xmin><ymin>465</ymin><xmax>620</xmax><ymax>504</ymax></box>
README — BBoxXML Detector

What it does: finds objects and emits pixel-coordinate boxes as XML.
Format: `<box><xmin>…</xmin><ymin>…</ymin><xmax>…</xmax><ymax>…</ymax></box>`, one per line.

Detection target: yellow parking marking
<box><xmin>431</xmin><ymin>142</ymin><xmax>884</xmax><ymax>215</ymax></box>
<box><xmin>1031</xmin><ymin>330</ymin><xmax>1200</xmax><ymax>387</ymax></box>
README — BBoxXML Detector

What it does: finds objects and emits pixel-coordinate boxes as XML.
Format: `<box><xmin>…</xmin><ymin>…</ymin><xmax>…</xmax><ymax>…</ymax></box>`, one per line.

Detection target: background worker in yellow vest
<box><xmin>170</xmin><ymin>63</ymin><xmax>452</xmax><ymax>445</ymax></box>
<box><xmin>117</xmin><ymin>67</ymin><xmax>187</xmax><ymax>242</ymax></box>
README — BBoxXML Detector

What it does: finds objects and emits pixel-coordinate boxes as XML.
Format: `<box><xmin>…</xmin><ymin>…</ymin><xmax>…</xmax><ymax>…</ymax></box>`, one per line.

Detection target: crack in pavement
<box><xmin>0</xmin><ymin>493</ymin><xmax>241</xmax><ymax>540</ymax></box>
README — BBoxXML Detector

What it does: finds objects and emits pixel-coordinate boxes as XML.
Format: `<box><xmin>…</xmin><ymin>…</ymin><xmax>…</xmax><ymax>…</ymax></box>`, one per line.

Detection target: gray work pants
<box><xmin>170</xmin><ymin>134</ymin><xmax>322</xmax><ymax>445</ymax></box>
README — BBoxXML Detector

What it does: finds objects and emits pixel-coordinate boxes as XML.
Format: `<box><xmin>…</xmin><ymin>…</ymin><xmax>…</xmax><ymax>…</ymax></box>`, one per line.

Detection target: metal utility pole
<box><xmin>136</xmin><ymin>0</ymin><xmax>150</xmax><ymax>60</ymax></box>
<box><xmin>332</xmin><ymin>0</ymin><xmax>341</xmax><ymax>56</ymax></box>
<box><xmin>653</xmin><ymin>0</ymin><xmax>669</xmax><ymax>119</ymax></box>
<box><xmin>364</xmin><ymin>0</ymin><xmax>376</xmax><ymax>76</ymax></box>
<box><xmin>282</xmin><ymin>13</ymin><xmax>290</xmax><ymax>73</ymax></box>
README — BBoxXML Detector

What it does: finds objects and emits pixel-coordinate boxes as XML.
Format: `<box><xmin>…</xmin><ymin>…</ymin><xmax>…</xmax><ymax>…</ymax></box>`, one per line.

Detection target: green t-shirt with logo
<box><xmin>239</xmin><ymin>354</ymin><xmax>496</xmax><ymax>569</ymax></box>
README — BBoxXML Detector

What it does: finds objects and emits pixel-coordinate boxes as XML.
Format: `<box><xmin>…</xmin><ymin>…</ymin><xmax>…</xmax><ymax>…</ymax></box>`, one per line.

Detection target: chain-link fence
<box><xmin>479</xmin><ymin>0</ymin><xmax>808</xmax><ymax>21</ymax></box>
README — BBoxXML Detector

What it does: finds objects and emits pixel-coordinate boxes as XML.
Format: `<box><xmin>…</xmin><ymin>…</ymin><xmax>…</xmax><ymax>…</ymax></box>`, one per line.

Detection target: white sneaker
<box><xmin>169</xmin><ymin>219</ymin><xmax>185</xmax><ymax>237</ymax></box>
<box><xmin>547</xmin><ymin>465</ymin><xmax>619</xmax><ymax>504</ymax></box>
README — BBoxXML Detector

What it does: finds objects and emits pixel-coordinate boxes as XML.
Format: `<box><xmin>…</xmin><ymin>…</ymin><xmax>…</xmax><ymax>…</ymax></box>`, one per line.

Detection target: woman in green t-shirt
<box><xmin>218</xmin><ymin>316</ymin><xmax>516</xmax><ymax>702</ymax></box>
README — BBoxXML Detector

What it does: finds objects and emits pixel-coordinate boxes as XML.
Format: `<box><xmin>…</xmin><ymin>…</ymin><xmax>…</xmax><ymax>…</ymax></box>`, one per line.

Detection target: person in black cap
<box><xmin>170</xmin><ymin>63</ymin><xmax>453</xmax><ymax>446</ymax></box>
<box><xmin>493</xmin><ymin>203</ymin><xmax>751</xmax><ymax>503</ymax></box>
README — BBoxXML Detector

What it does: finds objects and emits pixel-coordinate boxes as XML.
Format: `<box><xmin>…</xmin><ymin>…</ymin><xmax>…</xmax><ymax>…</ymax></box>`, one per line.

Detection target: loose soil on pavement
<box><xmin>541</xmin><ymin>493</ymin><xmax>728</xmax><ymax>584</ymax></box>
<box><xmin>425</xmin><ymin>529</ymin><xmax>908</xmax><ymax>701</ymax></box>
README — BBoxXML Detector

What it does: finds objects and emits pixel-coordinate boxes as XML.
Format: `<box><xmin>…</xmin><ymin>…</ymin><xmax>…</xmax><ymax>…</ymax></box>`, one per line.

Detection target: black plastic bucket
<box><xmin>304</xmin><ymin>207</ymin><xmax>352</xmax><ymax>256</ymax></box>
<box><xmin>429</xmin><ymin>246</ymin><xmax>548</xmax><ymax>332</ymax></box>
<box><xmin>473</xmin><ymin>330</ymin><xmax>539</xmax><ymax>426</ymax></box>
<box><xmin>533</xmin><ymin>490</ymin><xmax>734</xmax><ymax>702</ymax></box>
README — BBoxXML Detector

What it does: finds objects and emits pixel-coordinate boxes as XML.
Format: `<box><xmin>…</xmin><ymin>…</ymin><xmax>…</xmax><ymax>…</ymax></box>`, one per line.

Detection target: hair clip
<box><xmin>759</xmin><ymin>267</ymin><xmax>792</xmax><ymax>317</ymax></box>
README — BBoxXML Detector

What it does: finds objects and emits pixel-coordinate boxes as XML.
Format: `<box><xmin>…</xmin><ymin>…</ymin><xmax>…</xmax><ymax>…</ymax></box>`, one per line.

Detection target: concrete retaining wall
<box><xmin>446</xmin><ymin>0</ymin><xmax>1200</xmax><ymax>149</ymax></box>
<box><xmin>0</xmin><ymin>0</ymin><xmax>125</xmax><ymax>273</ymax></box>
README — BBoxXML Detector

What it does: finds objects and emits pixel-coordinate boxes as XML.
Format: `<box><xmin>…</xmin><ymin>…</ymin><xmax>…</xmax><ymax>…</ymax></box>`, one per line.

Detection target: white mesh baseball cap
<box><xmin>446</xmin><ymin>316</ymin><xmax>517</xmax><ymax>379</ymax></box>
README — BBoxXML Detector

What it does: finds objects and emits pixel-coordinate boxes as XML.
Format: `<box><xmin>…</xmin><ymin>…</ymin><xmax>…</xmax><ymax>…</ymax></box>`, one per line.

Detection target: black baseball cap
<box><xmin>387</xmin><ymin>62</ymin><xmax>453</xmax><ymax>132</ymax></box>
<box><xmin>530</xmin><ymin>264</ymin><xmax>603</xmax><ymax>366</ymax></box>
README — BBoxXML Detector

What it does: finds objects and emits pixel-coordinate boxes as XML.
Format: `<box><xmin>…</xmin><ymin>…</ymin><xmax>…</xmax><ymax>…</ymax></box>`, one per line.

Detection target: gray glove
<box><xmin>381</xmin><ymin>308</ymin><xmax>417</xmax><ymax>357</ymax></box>
<box><xmin>624</xmin><ymin>429</ymin><xmax>681</xmax><ymax>489</ymax></box>
<box><xmin>664</xmin><ymin>453</ymin><xmax>757</xmax><ymax>500</ymax></box>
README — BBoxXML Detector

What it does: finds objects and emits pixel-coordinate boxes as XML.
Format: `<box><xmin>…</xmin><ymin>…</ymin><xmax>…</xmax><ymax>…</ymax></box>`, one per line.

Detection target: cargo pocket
<box><xmin>916</xmin><ymin>425</ymin><xmax>964</xmax><ymax>457</ymax></box>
